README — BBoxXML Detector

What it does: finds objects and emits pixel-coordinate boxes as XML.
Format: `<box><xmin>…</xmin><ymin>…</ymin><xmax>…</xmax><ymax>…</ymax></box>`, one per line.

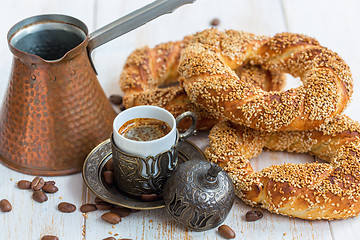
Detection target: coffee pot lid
<box><xmin>163</xmin><ymin>159</ymin><xmax>235</xmax><ymax>231</ymax></box>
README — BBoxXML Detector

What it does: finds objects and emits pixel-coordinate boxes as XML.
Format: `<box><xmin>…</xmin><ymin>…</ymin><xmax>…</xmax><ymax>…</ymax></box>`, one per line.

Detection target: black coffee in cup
<box><xmin>118</xmin><ymin>118</ymin><xmax>171</xmax><ymax>141</ymax></box>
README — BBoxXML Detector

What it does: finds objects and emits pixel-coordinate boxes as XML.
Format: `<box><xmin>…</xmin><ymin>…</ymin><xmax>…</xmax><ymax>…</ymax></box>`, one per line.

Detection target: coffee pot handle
<box><xmin>87</xmin><ymin>0</ymin><xmax>196</xmax><ymax>53</ymax></box>
<box><xmin>176</xmin><ymin>111</ymin><xmax>197</xmax><ymax>141</ymax></box>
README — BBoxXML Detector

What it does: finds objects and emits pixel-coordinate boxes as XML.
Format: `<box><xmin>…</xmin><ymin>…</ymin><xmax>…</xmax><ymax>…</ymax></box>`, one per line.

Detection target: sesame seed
<box><xmin>206</xmin><ymin>115</ymin><xmax>360</xmax><ymax>220</ymax></box>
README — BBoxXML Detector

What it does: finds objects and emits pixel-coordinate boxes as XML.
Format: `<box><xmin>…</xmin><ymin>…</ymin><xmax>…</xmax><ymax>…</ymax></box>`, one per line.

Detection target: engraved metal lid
<box><xmin>163</xmin><ymin>160</ymin><xmax>235</xmax><ymax>231</ymax></box>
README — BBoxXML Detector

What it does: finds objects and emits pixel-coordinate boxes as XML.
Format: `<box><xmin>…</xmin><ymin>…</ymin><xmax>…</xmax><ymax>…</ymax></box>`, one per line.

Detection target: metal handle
<box><xmin>88</xmin><ymin>0</ymin><xmax>196</xmax><ymax>53</ymax></box>
<box><xmin>176</xmin><ymin>111</ymin><xmax>197</xmax><ymax>141</ymax></box>
<box><xmin>205</xmin><ymin>163</ymin><xmax>221</xmax><ymax>183</ymax></box>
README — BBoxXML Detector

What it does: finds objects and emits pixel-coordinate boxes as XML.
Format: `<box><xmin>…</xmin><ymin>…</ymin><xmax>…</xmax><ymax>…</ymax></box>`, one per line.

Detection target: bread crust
<box><xmin>120</xmin><ymin>34</ymin><xmax>285</xmax><ymax>130</ymax></box>
<box><xmin>206</xmin><ymin>115</ymin><xmax>360</xmax><ymax>220</ymax></box>
<box><xmin>179</xmin><ymin>29</ymin><xmax>353</xmax><ymax>131</ymax></box>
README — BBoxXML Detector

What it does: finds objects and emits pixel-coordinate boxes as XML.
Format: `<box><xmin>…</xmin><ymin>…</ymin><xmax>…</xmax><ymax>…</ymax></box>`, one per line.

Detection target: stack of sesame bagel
<box><xmin>120</xmin><ymin>29</ymin><xmax>359</xmax><ymax>220</ymax></box>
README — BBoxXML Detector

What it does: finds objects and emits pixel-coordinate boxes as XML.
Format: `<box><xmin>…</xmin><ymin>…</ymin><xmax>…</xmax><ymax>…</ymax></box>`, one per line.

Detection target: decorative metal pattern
<box><xmin>111</xmin><ymin>133</ymin><xmax>179</xmax><ymax>196</ymax></box>
<box><xmin>82</xmin><ymin>138</ymin><xmax>206</xmax><ymax>210</ymax></box>
<box><xmin>163</xmin><ymin>160</ymin><xmax>235</xmax><ymax>231</ymax></box>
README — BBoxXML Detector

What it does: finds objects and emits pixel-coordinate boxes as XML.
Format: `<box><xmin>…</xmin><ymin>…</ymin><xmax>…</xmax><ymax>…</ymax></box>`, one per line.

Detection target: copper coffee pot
<box><xmin>0</xmin><ymin>0</ymin><xmax>195</xmax><ymax>176</ymax></box>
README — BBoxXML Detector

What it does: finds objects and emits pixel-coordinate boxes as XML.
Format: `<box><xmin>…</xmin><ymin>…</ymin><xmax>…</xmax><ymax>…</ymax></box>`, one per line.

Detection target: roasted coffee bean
<box><xmin>80</xmin><ymin>204</ymin><xmax>97</xmax><ymax>213</ymax></box>
<box><xmin>94</xmin><ymin>197</ymin><xmax>114</xmax><ymax>209</ymax></box>
<box><xmin>120</xmin><ymin>105</ymin><xmax>126</xmax><ymax>111</ymax></box>
<box><xmin>31</xmin><ymin>176</ymin><xmax>45</xmax><ymax>191</ymax></box>
<box><xmin>105</xmin><ymin>159</ymin><xmax>114</xmax><ymax>172</ymax></box>
<box><xmin>17</xmin><ymin>180</ymin><xmax>31</xmax><ymax>189</ymax></box>
<box><xmin>41</xmin><ymin>235</ymin><xmax>59</xmax><ymax>240</ymax></box>
<box><xmin>141</xmin><ymin>194</ymin><xmax>158</xmax><ymax>202</ymax></box>
<box><xmin>109</xmin><ymin>95</ymin><xmax>123</xmax><ymax>105</ymax></box>
<box><xmin>218</xmin><ymin>225</ymin><xmax>236</xmax><ymax>239</ymax></box>
<box><xmin>96</xmin><ymin>202</ymin><xmax>113</xmax><ymax>210</ymax></box>
<box><xmin>0</xmin><ymin>199</ymin><xmax>12</xmax><ymax>212</ymax></box>
<box><xmin>95</xmin><ymin>196</ymin><xmax>106</xmax><ymax>203</ymax></box>
<box><xmin>33</xmin><ymin>191</ymin><xmax>48</xmax><ymax>203</ymax></box>
<box><xmin>245</xmin><ymin>210</ymin><xmax>263</xmax><ymax>221</ymax></box>
<box><xmin>103</xmin><ymin>171</ymin><xmax>114</xmax><ymax>185</ymax></box>
<box><xmin>210</xmin><ymin>18</ymin><xmax>220</xmax><ymax>26</ymax></box>
<box><xmin>110</xmin><ymin>207</ymin><xmax>130</xmax><ymax>217</ymax></box>
<box><xmin>103</xmin><ymin>237</ymin><xmax>116</xmax><ymax>240</ymax></box>
<box><xmin>58</xmin><ymin>202</ymin><xmax>76</xmax><ymax>213</ymax></box>
<box><xmin>42</xmin><ymin>184</ymin><xmax>58</xmax><ymax>193</ymax></box>
<box><xmin>45</xmin><ymin>181</ymin><xmax>56</xmax><ymax>185</ymax></box>
<box><xmin>101</xmin><ymin>212</ymin><xmax>121</xmax><ymax>224</ymax></box>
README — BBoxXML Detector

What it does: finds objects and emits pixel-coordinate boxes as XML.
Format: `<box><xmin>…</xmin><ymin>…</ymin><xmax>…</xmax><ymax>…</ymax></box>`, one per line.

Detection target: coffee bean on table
<box><xmin>109</xmin><ymin>95</ymin><xmax>123</xmax><ymax>105</ymax></box>
<box><xmin>33</xmin><ymin>191</ymin><xmax>48</xmax><ymax>203</ymax></box>
<box><xmin>218</xmin><ymin>225</ymin><xmax>236</xmax><ymax>239</ymax></box>
<box><xmin>103</xmin><ymin>171</ymin><xmax>114</xmax><ymax>185</ymax></box>
<box><xmin>120</xmin><ymin>105</ymin><xmax>126</xmax><ymax>111</ymax></box>
<box><xmin>0</xmin><ymin>199</ymin><xmax>12</xmax><ymax>212</ymax></box>
<box><xmin>210</xmin><ymin>18</ymin><xmax>220</xmax><ymax>26</ymax></box>
<box><xmin>245</xmin><ymin>210</ymin><xmax>263</xmax><ymax>221</ymax></box>
<box><xmin>41</xmin><ymin>235</ymin><xmax>59</xmax><ymax>240</ymax></box>
<box><xmin>94</xmin><ymin>196</ymin><xmax>104</xmax><ymax>203</ymax></box>
<box><xmin>80</xmin><ymin>204</ymin><xmax>97</xmax><ymax>213</ymax></box>
<box><xmin>101</xmin><ymin>212</ymin><xmax>121</xmax><ymax>224</ymax></box>
<box><xmin>17</xmin><ymin>180</ymin><xmax>31</xmax><ymax>189</ymax></box>
<box><xmin>110</xmin><ymin>207</ymin><xmax>130</xmax><ymax>217</ymax></box>
<box><xmin>58</xmin><ymin>202</ymin><xmax>76</xmax><ymax>213</ymax></box>
<box><xmin>96</xmin><ymin>202</ymin><xmax>114</xmax><ymax>210</ymax></box>
<box><xmin>141</xmin><ymin>194</ymin><xmax>158</xmax><ymax>202</ymax></box>
<box><xmin>42</xmin><ymin>184</ymin><xmax>58</xmax><ymax>193</ymax></box>
<box><xmin>95</xmin><ymin>196</ymin><xmax>112</xmax><ymax>204</ymax></box>
<box><xmin>94</xmin><ymin>197</ymin><xmax>114</xmax><ymax>209</ymax></box>
<box><xmin>103</xmin><ymin>237</ymin><xmax>116</xmax><ymax>240</ymax></box>
<box><xmin>31</xmin><ymin>176</ymin><xmax>45</xmax><ymax>191</ymax></box>
<box><xmin>45</xmin><ymin>181</ymin><xmax>56</xmax><ymax>185</ymax></box>
<box><xmin>105</xmin><ymin>159</ymin><xmax>114</xmax><ymax>172</ymax></box>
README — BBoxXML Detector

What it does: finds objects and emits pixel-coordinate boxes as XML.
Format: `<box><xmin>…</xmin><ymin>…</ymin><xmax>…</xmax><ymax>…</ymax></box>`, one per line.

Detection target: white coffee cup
<box><xmin>113</xmin><ymin>105</ymin><xmax>178</xmax><ymax>157</ymax></box>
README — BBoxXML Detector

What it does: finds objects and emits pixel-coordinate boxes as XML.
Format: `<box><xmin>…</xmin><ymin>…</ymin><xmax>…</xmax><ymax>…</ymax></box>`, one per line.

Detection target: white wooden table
<box><xmin>1</xmin><ymin>0</ymin><xmax>360</xmax><ymax>239</ymax></box>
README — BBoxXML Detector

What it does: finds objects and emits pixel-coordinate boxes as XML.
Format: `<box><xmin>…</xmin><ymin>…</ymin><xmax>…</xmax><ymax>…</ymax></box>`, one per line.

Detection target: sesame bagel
<box><xmin>179</xmin><ymin>29</ymin><xmax>353</xmax><ymax>131</ymax></box>
<box><xmin>120</xmin><ymin>36</ymin><xmax>285</xmax><ymax>130</ymax></box>
<box><xmin>206</xmin><ymin>115</ymin><xmax>360</xmax><ymax>220</ymax></box>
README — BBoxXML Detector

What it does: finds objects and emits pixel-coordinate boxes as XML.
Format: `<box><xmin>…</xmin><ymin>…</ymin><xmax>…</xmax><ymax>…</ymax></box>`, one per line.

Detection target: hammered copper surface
<box><xmin>0</xmin><ymin>21</ymin><xmax>116</xmax><ymax>175</ymax></box>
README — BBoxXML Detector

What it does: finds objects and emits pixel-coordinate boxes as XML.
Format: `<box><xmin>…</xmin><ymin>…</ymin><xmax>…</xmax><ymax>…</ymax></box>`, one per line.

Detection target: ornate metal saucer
<box><xmin>82</xmin><ymin>138</ymin><xmax>206</xmax><ymax>210</ymax></box>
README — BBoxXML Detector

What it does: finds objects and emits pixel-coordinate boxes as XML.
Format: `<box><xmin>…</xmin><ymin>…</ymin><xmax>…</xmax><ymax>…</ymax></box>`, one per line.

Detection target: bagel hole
<box><xmin>251</xmin><ymin>151</ymin><xmax>328</xmax><ymax>172</ymax></box>
<box><xmin>283</xmin><ymin>74</ymin><xmax>302</xmax><ymax>91</ymax></box>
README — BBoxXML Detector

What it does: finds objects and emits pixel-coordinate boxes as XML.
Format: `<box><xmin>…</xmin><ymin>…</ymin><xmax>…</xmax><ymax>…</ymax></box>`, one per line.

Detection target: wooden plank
<box><xmin>0</xmin><ymin>164</ymin><xmax>86</xmax><ymax>239</ymax></box>
<box><xmin>0</xmin><ymin>0</ymin><xmax>95</xmax><ymax>239</ymax></box>
<box><xmin>282</xmin><ymin>1</ymin><xmax>360</xmax><ymax>240</ymax></box>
